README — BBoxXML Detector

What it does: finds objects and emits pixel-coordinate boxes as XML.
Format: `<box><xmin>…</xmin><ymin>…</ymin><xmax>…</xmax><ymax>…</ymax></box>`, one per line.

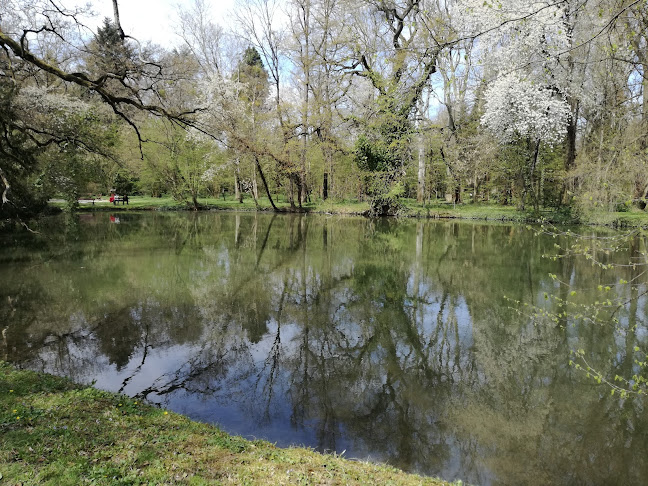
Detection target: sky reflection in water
<box><xmin>2</xmin><ymin>211</ymin><xmax>648</xmax><ymax>485</ymax></box>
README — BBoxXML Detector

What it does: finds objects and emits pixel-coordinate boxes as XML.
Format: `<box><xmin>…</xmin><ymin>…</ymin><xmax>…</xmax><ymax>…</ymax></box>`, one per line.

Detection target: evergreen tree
<box><xmin>87</xmin><ymin>18</ymin><xmax>135</xmax><ymax>78</ymax></box>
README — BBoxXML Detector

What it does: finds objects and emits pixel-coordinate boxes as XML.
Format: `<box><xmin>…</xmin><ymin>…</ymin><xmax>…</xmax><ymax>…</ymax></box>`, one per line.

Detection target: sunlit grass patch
<box><xmin>1</xmin><ymin>362</ymin><xmax>451</xmax><ymax>485</ymax></box>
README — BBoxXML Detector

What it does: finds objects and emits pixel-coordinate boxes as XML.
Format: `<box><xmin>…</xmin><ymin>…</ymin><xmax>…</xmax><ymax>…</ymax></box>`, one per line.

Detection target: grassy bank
<box><xmin>53</xmin><ymin>195</ymin><xmax>371</xmax><ymax>215</ymax></box>
<box><xmin>1</xmin><ymin>363</ymin><xmax>451</xmax><ymax>485</ymax></box>
<box><xmin>50</xmin><ymin>195</ymin><xmax>648</xmax><ymax>227</ymax></box>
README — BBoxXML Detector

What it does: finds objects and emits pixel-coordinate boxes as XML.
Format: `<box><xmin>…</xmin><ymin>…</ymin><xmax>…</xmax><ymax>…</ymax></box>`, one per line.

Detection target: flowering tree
<box><xmin>0</xmin><ymin>0</ymin><xmax>195</xmax><ymax>220</ymax></box>
<box><xmin>195</xmin><ymin>65</ymin><xmax>280</xmax><ymax>210</ymax></box>
<box><xmin>481</xmin><ymin>74</ymin><xmax>571</xmax><ymax>147</ymax></box>
<box><xmin>480</xmin><ymin>73</ymin><xmax>571</xmax><ymax>209</ymax></box>
<box><xmin>454</xmin><ymin>0</ymin><xmax>576</xmax><ymax>209</ymax></box>
<box><xmin>0</xmin><ymin>79</ymin><xmax>117</xmax><ymax>217</ymax></box>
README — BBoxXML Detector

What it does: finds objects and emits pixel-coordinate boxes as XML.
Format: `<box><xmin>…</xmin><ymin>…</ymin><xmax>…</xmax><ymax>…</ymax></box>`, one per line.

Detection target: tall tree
<box><xmin>175</xmin><ymin>0</ymin><xmax>225</xmax><ymax>78</ymax></box>
<box><xmin>289</xmin><ymin>0</ymin><xmax>314</xmax><ymax>206</ymax></box>
<box><xmin>456</xmin><ymin>0</ymin><xmax>577</xmax><ymax>209</ymax></box>
<box><xmin>236</xmin><ymin>0</ymin><xmax>304</xmax><ymax>207</ymax></box>
<box><xmin>343</xmin><ymin>0</ymin><xmax>450</xmax><ymax>214</ymax></box>
<box><xmin>197</xmin><ymin>48</ymin><xmax>280</xmax><ymax>210</ymax></box>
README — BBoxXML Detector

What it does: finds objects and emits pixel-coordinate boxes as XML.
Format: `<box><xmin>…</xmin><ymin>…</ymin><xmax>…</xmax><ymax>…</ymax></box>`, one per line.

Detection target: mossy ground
<box><xmin>1</xmin><ymin>363</ymin><xmax>451</xmax><ymax>485</ymax></box>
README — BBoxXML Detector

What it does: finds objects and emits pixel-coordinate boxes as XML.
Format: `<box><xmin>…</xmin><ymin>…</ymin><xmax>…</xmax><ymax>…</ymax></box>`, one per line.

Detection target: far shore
<box><xmin>48</xmin><ymin>195</ymin><xmax>648</xmax><ymax>228</ymax></box>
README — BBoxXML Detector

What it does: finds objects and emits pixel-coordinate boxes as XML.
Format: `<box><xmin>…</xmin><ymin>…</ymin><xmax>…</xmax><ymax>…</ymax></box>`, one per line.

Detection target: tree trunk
<box><xmin>295</xmin><ymin>175</ymin><xmax>303</xmax><ymax>208</ymax></box>
<box><xmin>250</xmin><ymin>187</ymin><xmax>260</xmax><ymax>209</ymax></box>
<box><xmin>562</xmin><ymin>100</ymin><xmax>579</xmax><ymax>204</ymax></box>
<box><xmin>565</xmin><ymin>104</ymin><xmax>578</xmax><ymax>172</ymax></box>
<box><xmin>288</xmin><ymin>178</ymin><xmax>296</xmax><ymax>210</ymax></box>
<box><xmin>234</xmin><ymin>158</ymin><xmax>243</xmax><ymax>203</ymax></box>
<box><xmin>252</xmin><ymin>163</ymin><xmax>258</xmax><ymax>201</ymax></box>
<box><xmin>440</xmin><ymin>148</ymin><xmax>460</xmax><ymax>203</ymax></box>
<box><xmin>254</xmin><ymin>155</ymin><xmax>279</xmax><ymax>211</ymax></box>
<box><xmin>521</xmin><ymin>138</ymin><xmax>541</xmax><ymax>212</ymax></box>
<box><xmin>417</xmin><ymin>123</ymin><xmax>426</xmax><ymax>204</ymax></box>
<box><xmin>299</xmin><ymin>0</ymin><xmax>311</xmax><ymax>208</ymax></box>
<box><xmin>112</xmin><ymin>0</ymin><xmax>125</xmax><ymax>39</ymax></box>
<box><xmin>643</xmin><ymin>61</ymin><xmax>648</xmax><ymax>150</ymax></box>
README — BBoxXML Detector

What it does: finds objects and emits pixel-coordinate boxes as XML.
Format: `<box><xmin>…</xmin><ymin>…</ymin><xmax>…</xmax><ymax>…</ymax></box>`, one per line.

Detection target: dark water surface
<box><xmin>2</xmin><ymin>212</ymin><xmax>647</xmax><ymax>485</ymax></box>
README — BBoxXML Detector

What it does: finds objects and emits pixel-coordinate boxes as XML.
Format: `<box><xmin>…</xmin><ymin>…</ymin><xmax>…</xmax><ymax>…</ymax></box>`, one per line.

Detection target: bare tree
<box><xmin>175</xmin><ymin>0</ymin><xmax>225</xmax><ymax>78</ymax></box>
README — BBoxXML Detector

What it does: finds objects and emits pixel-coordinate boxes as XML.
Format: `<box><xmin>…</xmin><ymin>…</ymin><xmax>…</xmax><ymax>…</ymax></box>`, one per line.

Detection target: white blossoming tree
<box><xmin>481</xmin><ymin>75</ymin><xmax>571</xmax><ymax>147</ymax></box>
<box><xmin>1</xmin><ymin>81</ymin><xmax>117</xmax><ymax>215</ymax></box>
<box><xmin>454</xmin><ymin>0</ymin><xmax>578</xmax><ymax>210</ymax></box>
<box><xmin>481</xmin><ymin>73</ymin><xmax>571</xmax><ymax>210</ymax></box>
<box><xmin>194</xmin><ymin>70</ymin><xmax>280</xmax><ymax>211</ymax></box>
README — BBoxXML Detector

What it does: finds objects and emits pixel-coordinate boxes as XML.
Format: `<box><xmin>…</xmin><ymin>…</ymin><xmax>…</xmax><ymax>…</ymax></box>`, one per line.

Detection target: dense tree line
<box><xmin>0</xmin><ymin>0</ymin><xmax>646</xmax><ymax>220</ymax></box>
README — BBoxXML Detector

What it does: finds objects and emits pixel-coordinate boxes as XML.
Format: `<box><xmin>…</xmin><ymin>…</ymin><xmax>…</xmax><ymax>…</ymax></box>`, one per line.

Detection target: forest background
<box><xmin>1</xmin><ymin>0</ymin><xmax>647</xmax><ymax>222</ymax></box>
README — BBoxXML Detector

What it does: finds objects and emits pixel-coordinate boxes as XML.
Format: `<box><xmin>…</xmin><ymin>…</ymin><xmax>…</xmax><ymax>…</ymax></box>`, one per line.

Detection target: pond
<box><xmin>2</xmin><ymin>211</ymin><xmax>647</xmax><ymax>485</ymax></box>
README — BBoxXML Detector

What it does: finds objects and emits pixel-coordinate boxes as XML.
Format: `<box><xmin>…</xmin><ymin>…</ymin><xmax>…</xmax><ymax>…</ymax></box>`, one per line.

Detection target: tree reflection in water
<box><xmin>2</xmin><ymin>212</ymin><xmax>648</xmax><ymax>485</ymax></box>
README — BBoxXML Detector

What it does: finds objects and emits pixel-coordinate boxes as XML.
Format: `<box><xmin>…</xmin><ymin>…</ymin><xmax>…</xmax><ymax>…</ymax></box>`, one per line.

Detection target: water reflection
<box><xmin>2</xmin><ymin>212</ymin><xmax>647</xmax><ymax>485</ymax></box>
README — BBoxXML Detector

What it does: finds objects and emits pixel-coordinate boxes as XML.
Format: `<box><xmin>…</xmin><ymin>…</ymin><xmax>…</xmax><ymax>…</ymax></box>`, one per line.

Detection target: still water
<box><xmin>2</xmin><ymin>212</ymin><xmax>647</xmax><ymax>485</ymax></box>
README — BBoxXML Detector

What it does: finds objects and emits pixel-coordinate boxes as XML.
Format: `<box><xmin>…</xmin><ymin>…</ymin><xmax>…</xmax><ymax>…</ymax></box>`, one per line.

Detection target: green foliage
<box><xmin>42</xmin><ymin>153</ymin><xmax>93</xmax><ymax>211</ymax></box>
<box><xmin>1</xmin><ymin>0</ymin><xmax>646</xmax><ymax>222</ymax></box>
<box><xmin>525</xmin><ymin>225</ymin><xmax>648</xmax><ymax>397</ymax></box>
<box><xmin>0</xmin><ymin>363</ymin><xmax>448</xmax><ymax>485</ymax></box>
<box><xmin>353</xmin><ymin>95</ymin><xmax>414</xmax><ymax>215</ymax></box>
<box><xmin>366</xmin><ymin>181</ymin><xmax>406</xmax><ymax>216</ymax></box>
<box><xmin>354</xmin><ymin>98</ymin><xmax>412</xmax><ymax>175</ymax></box>
<box><xmin>132</xmin><ymin>120</ymin><xmax>226</xmax><ymax>205</ymax></box>
<box><xmin>0</xmin><ymin>83</ymin><xmax>46</xmax><ymax>220</ymax></box>
<box><xmin>112</xmin><ymin>169</ymin><xmax>138</xmax><ymax>195</ymax></box>
<box><xmin>0</xmin><ymin>79</ymin><xmax>118</xmax><ymax>219</ymax></box>
<box><xmin>243</xmin><ymin>46</ymin><xmax>263</xmax><ymax>68</ymax></box>
<box><xmin>354</xmin><ymin>135</ymin><xmax>395</xmax><ymax>172</ymax></box>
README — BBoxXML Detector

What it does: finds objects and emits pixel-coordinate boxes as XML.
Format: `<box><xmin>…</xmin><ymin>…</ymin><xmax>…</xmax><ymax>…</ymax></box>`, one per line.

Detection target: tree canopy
<box><xmin>1</xmin><ymin>0</ymin><xmax>647</xmax><ymax>220</ymax></box>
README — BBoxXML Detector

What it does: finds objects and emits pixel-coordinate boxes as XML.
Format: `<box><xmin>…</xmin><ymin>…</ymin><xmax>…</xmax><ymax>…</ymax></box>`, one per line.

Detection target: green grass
<box><xmin>51</xmin><ymin>195</ymin><xmax>371</xmax><ymax>214</ymax></box>
<box><xmin>576</xmin><ymin>209</ymin><xmax>648</xmax><ymax>228</ymax></box>
<box><xmin>301</xmin><ymin>198</ymin><xmax>370</xmax><ymax>215</ymax></box>
<box><xmin>49</xmin><ymin>195</ymin><xmax>648</xmax><ymax>227</ymax></box>
<box><xmin>1</xmin><ymin>362</ymin><xmax>452</xmax><ymax>485</ymax></box>
<box><xmin>403</xmin><ymin>201</ymin><xmax>533</xmax><ymax>221</ymax></box>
